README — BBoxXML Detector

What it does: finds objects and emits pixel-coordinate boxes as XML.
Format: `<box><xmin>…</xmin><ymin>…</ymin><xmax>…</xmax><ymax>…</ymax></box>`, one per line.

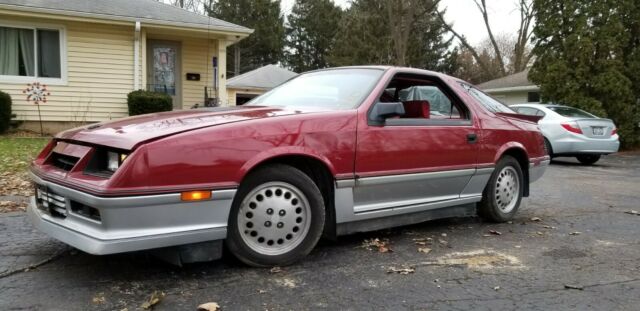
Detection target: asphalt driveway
<box><xmin>1</xmin><ymin>153</ymin><xmax>639</xmax><ymax>310</ymax></box>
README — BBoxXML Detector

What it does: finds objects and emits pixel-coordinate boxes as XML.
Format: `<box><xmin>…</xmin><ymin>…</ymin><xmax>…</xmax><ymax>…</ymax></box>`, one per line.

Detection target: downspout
<box><xmin>134</xmin><ymin>21</ymin><xmax>141</xmax><ymax>90</ymax></box>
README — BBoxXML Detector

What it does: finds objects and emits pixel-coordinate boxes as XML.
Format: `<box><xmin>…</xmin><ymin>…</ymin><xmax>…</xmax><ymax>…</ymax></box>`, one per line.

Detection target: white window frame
<box><xmin>0</xmin><ymin>21</ymin><xmax>67</xmax><ymax>85</ymax></box>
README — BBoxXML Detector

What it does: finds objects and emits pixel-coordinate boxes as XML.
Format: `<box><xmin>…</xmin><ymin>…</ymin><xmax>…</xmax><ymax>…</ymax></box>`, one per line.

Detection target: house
<box><xmin>477</xmin><ymin>69</ymin><xmax>540</xmax><ymax>105</ymax></box>
<box><xmin>0</xmin><ymin>0</ymin><xmax>252</xmax><ymax>133</ymax></box>
<box><xmin>226</xmin><ymin>64</ymin><xmax>297</xmax><ymax>105</ymax></box>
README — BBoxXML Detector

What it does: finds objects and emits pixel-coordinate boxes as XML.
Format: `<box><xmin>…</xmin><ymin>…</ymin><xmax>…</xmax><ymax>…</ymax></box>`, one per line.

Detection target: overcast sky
<box><xmin>280</xmin><ymin>0</ymin><xmax>524</xmax><ymax>46</ymax></box>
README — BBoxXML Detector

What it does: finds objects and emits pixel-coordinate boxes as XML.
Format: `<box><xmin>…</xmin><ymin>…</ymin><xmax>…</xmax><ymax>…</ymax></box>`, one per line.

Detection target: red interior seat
<box><xmin>402</xmin><ymin>100</ymin><xmax>430</xmax><ymax>118</ymax></box>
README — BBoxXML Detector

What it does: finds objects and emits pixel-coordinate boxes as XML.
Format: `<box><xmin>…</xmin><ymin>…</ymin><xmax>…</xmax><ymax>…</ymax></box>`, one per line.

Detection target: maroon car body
<box><xmin>28</xmin><ymin>66</ymin><xmax>549</xmax><ymax>266</ymax></box>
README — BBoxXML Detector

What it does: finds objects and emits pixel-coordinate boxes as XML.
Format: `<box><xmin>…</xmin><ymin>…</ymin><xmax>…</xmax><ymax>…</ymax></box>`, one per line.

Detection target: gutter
<box><xmin>134</xmin><ymin>21</ymin><xmax>141</xmax><ymax>90</ymax></box>
<box><xmin>0</xmin><ymin>4</ymin><xmax>254</xmax><ymax>36</ymax></box>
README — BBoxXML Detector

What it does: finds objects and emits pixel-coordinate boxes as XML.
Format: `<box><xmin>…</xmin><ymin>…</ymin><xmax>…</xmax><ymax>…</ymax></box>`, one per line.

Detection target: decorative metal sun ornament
<box><xmin>23</xmin><ymin>82</ymin><xmax>50</xmax><ymax>105</ymax></box>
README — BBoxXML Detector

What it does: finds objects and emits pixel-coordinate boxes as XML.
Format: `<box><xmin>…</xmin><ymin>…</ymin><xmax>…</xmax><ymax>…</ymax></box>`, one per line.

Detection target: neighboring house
<box><xmin>227</xmin><ymin>64</ymin><xmax>297</xmax><ymax>105</ymax></box>
<box><xmin>477</xmin><ymin>69</ymin><xmax>540</xmax><ymax>105</ymax></box>
<box><xmin>0</xmin><ymin>0</ymin><xmax>252</xmax><ymax>133</ymax></box>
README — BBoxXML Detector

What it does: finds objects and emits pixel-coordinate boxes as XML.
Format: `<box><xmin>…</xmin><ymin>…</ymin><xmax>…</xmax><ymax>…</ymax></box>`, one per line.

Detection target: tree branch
<box><xmin>473</xmin><ymin>0</ymin><xmax>506</xmax><ymax>75</ymax></box>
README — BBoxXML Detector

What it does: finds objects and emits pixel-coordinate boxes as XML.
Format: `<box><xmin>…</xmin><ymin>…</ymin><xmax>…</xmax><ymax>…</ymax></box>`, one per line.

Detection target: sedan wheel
<box><xmin>478</xmin><ymin>155</ymin><xmax>524</xmax><ymax>222</ymax></box>
<box><xmin>226</xmin><ymin>164</ymin><xmax>325</xmax><ymax>267</ymax></box>
<box><xmin>576</xmin><ymin>154</ymin><xmax>600</xmax><ymax>165</ymax></box>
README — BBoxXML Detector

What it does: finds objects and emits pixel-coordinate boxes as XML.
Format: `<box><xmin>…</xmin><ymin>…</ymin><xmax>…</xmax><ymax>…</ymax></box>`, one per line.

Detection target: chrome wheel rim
<box><xmin>238</xmin><ymin>181</ymin><xmax>312</xmax><ymax>256</ymax></box>
<box><xmin>495</xmin><ymin>166</ymin><xmax>519</xmax><ymax>213</ymax></box>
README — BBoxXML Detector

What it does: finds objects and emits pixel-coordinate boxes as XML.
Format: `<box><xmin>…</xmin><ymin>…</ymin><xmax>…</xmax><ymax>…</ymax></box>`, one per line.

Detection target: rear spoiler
<box><xmin>496</xmin><ymin>112</ymin><xmax>543</xmax><ymax>123</ymax></box>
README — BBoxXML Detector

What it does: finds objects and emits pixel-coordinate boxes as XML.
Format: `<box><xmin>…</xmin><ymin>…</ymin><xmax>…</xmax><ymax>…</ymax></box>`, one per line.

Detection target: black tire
<box><xmin>478</xmin><ymin>155</ymin><xmax>524</xmax><ymax>222</ymax></box>
<box><xmin>544</xmin><ymin>138</ymin><xmax>554</xmax><ymax>158</ymax></box>
<box><xmin>226</xmin><ymin>164</ymin><xmax>325</xmax><ymax>267</ymax></box>
<box><xmin>576</xmin><ymin>154</ymin><xmax>600</xmax><ymax>165</ymax></box>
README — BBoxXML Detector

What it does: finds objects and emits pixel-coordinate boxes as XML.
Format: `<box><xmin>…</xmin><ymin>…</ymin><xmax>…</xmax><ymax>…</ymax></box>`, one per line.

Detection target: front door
<box><xmin>353</xmin><ymin>73</ymin><xmax>478</xmax><ymax>214</ymax></box>
<box><xmin>147</xmin><ymin>40</ymin><xmax>181</xmax><ymax>109</ymax></box>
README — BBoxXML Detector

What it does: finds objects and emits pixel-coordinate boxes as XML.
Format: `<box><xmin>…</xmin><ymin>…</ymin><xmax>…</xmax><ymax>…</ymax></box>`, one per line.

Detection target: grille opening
<box><xmin>35</xmin><ymin>185</ymin><xmax>67</xmax><ymax>219</ymax></box>
<box><xmin>70</xmin><ymin>201</ymin><xmax>101</xmax><ymax>222</ymax></box>
<box><xmin>49</xmin><ymin>152</ymin><xmax>79</xmax><ymax>171</ymax></box>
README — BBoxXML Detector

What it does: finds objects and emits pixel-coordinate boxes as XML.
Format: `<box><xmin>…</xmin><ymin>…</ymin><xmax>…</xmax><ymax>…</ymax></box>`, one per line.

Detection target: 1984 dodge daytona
<box><xmin>28</xmin><ymin>66</ymin><xmax>549</xmax><ymax>266</ymax></box>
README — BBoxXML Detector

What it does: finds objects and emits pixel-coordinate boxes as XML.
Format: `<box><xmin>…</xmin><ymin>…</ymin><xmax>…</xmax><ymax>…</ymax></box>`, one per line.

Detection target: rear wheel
<box><xmin>226</xmin><ymin>164</ymin><xmax>325</xmax><ymax>267</ymax></box>
<box><xmin>478</xmin><ymin>156</ymin><xmax>524</xmax><ymax>222</ymax></box>
<box><xmin>544</xmin><ymin>138</ymin><xmax>554</xmax><ymax>158</ymax></box>
<box><xmin>576</xmin><ymin>154</ymin><xmax>600</xmax><ymax>165</ymax></box>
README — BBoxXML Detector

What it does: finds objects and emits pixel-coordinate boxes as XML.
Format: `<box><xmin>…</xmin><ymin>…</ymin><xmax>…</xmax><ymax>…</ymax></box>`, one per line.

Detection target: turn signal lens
<box><xmin>561</xmin><ymin>122</ymin><xmax>583</xmax><ymax>134</ymax></box>
<box><xmin>181</xmin><ymin>190</ymin><xmax>212</xmax><ymax>201</ymax></box>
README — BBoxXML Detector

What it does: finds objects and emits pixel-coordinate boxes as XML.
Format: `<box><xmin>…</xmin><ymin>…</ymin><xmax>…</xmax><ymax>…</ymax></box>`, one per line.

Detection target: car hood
<box><xmin>56</xmin><ymin>106</ymin><xmax>315</xmax><ymax>150</ymax></box>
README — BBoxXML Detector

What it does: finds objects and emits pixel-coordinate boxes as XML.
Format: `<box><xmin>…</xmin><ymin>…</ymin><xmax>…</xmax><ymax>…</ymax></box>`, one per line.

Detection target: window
<box><xmin>249</xmin><ymin>69</ymin><xmax>383</xmax><ymax>110</ymax></box>
<box><xmin>514</xmin><ymin>107</ymin><xmax>537</xmax><ymax>116</ymax></box>
<box><xmin>527</xmin><ymin>91</ymin><xmax>540</xmax><ymax>103</ymax></box>
<box><xmin>547</xmin><ymin>106</ymin><xmax>596</xmax><ymax>118</ymax></box>
<box><xmin>460</xmin><ymin>83</ymin><xmax>515</xmax><ymax>113</ymax></box>
<box><xmin>380</xmin><ymin>74</ymin><xmax>468</xmax><ymax>121</ymax></box>
<box><xmin>0</xmin><ymin>24</ymin><xmax>64</xmax><ymax>82</ymax></box>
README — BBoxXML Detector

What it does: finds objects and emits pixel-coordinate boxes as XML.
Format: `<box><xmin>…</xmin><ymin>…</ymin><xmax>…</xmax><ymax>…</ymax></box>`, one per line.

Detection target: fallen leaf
<box><xmin>415</xmin><ymin>241</ymin><xmax>428</xmax><ymax>246</ymax></box>
<box><xmin>493</xmin><ymin>286</ymin><xmax>501</xmax><ymax>291</ymax></box>
<box><xmin>536</xmin><ymin>231</ymin><xmax>544</xmax><ymax>236</ymax></box>
<box><xmin>92</xmin><ymin>292</ymin><xmax>106</xmax><ymax>304</ymax></box>
<box><xmin>197</xmin><ymin>302</ymin><xmax>220</xmax><ymax>311</ymax></box>
<box><xmin>269</xmin><ymin>266</ymin><xmax>282</xmax><ymax>274</ymax></box>
<box><xmin>542</xmin><ymin>225</ymin><xmax>556</xmax><ymax>229</ymax></box>
<box><xmin>387</xmin><ymin>266</ymin><xmax>415</xmax><ymax>275</ymax></box>
<box><xmin>141</xmin><ymin>291</ymin><xmax>164</xmax><ymax>310</ymax></box>
<box><xmin>362</xmin><ymin>238</ymin><xmax>393</xmax><ymax>253</ymax></box>
<box><xmin>564</xmin><ymin>284</ymin><xmax>584</xmax><ymax>290</ymax></box>
<box><xmin>257</xmin><ymin>289</ymin><xmax>267</xmax><ymax>294</ymax></box>
<box><xmin>438</xmin><ymin>239</ymin><xmax>448</xmax><ymax>246</ymax></box>
<box><xmin>569</xmin><ymin>232</ymin><xmax>582</xmax><ymax>236</ymax></box>
<box><xmin>488</xmin><ymin>230</ymin><xmax>502</xmax><ymax>236</ymax></box>
<box><xmin>418</xmin><ymin>247</ymin><xmax>432</xmax><ymax>254</ymax></box>
<box><xmin>625</xmin><ymin>210</ymin><xmax>639</xmax><ymax>216</ymax></box>
<box><xmin>530</xmin><ymin>217</ymin><xmax>542</xmax><ymax>222</ymax></box>
<box><xmin>441</xmin><ymin>233</ymin><xmax>447</xmax><ymax>237</ymax></box>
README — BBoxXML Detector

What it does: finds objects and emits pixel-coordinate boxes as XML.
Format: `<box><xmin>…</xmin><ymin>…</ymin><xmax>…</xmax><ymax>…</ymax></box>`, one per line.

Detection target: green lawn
<box><xmin>0</xmin><ymin>137</ymin><xmax>50</xmax><ymax>174</ymax></box>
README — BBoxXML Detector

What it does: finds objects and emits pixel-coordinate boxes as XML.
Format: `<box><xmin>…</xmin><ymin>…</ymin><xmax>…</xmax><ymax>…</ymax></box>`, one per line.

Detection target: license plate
<box><xmin>592</xmin><ymin>127</ymin><xmax>604</xmax><ymax>135</ymax></box>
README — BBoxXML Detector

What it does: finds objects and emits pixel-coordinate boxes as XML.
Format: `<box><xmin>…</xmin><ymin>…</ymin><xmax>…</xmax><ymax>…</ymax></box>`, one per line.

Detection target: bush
<box><xmin>127</xmin><ymin>90</ymin><xmax>172</xmax><ymax>116</ymax></box>
<box><xmin>0</xmin><ymin>91</ymin><xmax>12</xmax><ymax>134</ymax></box>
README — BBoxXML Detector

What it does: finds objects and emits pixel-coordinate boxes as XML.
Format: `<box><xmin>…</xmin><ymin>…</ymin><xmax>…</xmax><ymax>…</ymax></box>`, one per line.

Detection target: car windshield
<box><xmin>247</xmin><ymin>69</ymin><xmax>384</xmax><ymax>110</ymax></box>
<box><xmin>459</xmin><ymin>83</ymin><xmax>515</xmax><ymax>113</ymax></box>
<box><xmin>547</xmin><ymin>106</ymin><xmax>596</xmax><ymax>118</ymax></box>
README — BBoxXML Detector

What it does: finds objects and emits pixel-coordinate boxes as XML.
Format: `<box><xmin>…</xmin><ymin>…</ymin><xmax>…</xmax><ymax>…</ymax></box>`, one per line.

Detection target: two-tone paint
<box><xmin>28</xmin><ymin>66</ymin><xmax>550</xmax><ymax>256</ymax></box>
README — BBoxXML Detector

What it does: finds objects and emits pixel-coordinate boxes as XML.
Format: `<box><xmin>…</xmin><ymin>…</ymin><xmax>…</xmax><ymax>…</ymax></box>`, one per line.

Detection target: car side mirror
<box><xmin>369</xmin><ymin>102</ymin><xmax>405</xmax><ymax>125</ymax></box>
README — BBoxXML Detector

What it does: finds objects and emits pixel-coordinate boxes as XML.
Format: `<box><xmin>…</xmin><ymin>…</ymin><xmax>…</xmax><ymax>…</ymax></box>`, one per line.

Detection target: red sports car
<box><xmin>28</xmin><ymin>66</ymin><xmax>549</xmax><ymax>266</ymax></box>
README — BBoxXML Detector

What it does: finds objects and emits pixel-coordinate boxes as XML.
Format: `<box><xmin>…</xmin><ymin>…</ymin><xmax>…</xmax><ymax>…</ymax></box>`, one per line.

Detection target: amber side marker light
<box><xmin>181</xmin><ymin>190</ymin><xmax>212</xmax><ymax>201</ymax></box>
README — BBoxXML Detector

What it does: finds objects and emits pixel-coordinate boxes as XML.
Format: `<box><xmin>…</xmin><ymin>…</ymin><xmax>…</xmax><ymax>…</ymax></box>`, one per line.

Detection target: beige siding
<box><xmin>181</xmin><ymin>37</ymin><xmax>219</xmax><ymax>108</ymax></box>
<box><xmin>0</xmin><ymin>14</ymin><xmax>134</xmax><ymax>122</ymax></box>
<box><xmin>486</xmin><ymin>91</ymin><xmax>531</xmax><ymax>106</ymax></box>
<box><xmin>1</xmin><ymin>13</ymin><xmax>229</xmax><ymax>122</ymax></box>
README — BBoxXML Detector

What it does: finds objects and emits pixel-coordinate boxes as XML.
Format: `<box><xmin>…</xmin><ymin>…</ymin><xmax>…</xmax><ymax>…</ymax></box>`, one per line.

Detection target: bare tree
<box><xmin>438</xmin><ymin>0</ymin><xmax>535</xmax><ymax>78</ymax></box>
<box><xmin>387</xmin><ymin>0</ymin><xmax>439</xmax><ymax>66</ymax></box>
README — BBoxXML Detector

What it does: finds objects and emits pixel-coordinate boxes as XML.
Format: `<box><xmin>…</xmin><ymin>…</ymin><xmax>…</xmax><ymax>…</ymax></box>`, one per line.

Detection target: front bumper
<box><xmin>27</xmin><ymin>172</ymin><xmax>236</xmax><ymax>255</ymax></box>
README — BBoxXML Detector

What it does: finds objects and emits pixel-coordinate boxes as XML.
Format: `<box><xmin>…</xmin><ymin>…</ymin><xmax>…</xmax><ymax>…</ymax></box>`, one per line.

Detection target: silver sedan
<box><xmin>511</xmin><ymin>103</ymin><xmax>619</xmax><ymax>165</ymax></box>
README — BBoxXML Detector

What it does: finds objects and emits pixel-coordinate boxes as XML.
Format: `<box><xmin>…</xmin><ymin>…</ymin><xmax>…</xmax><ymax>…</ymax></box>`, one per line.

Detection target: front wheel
<box><xmin>226</xmin><ymin>164</ymin><xmax>325</xmax><ymax>267</ymax></box>
<box><xmin>478</xmin><ymin>155</ymin><xmax>524</xmax><ymax>222</ymax></box>
<box><xmin>576</xmin><ymin>154</ymin><xmax>600</xmax><ymax>165</ymax></box>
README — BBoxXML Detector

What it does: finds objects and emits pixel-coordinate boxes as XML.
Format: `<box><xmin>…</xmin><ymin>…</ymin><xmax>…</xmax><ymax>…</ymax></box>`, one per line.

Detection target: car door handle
<box><xmin>467</xmin><ymin>133</ymin><xmax>477</xmax><ymax>144</ymax></box>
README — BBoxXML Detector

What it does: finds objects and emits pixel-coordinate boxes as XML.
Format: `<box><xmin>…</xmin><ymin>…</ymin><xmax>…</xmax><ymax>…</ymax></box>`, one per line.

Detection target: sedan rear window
<box><xmin>547</xmin><ymin>106</ymin><xmax>596</xmax><ymax>118</ymax></box>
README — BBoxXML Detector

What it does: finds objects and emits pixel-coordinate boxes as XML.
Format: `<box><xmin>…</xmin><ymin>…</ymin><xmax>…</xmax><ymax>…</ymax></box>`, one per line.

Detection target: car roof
<box><xmin>304</xmin><ymin>66</ymin><xmax>453</xmax><ymax>80</ymax></box>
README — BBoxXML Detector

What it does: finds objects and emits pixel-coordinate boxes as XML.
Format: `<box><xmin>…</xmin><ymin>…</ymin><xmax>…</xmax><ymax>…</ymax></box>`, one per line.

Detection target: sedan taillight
<box><xmin>561</xmin><ymin>122</ymin><xmax>583</xmax><ymax>134</ymax></box>
<box><xmin>611</xmin><ymin>127</ymin><xmax>617</xmax><ymax>135</ymax></box>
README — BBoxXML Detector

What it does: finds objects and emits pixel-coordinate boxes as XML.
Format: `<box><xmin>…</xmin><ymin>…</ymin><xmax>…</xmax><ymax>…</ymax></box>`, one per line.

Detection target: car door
<box><xmin>353</xmin><ymin>73</ymin><xmax>479</xmax><ymax>214</ymax></box>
